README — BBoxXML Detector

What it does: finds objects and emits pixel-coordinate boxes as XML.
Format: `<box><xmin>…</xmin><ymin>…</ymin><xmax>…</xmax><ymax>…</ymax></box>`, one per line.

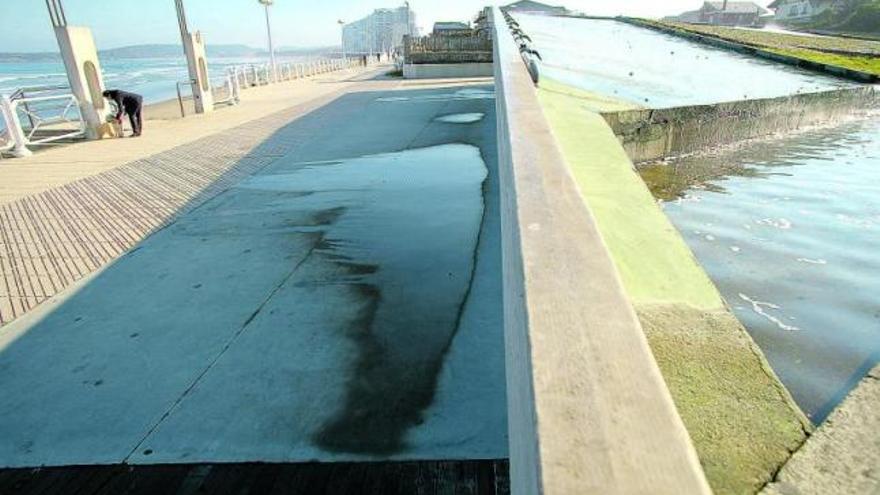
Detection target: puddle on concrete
<box><xmin>238</xmin><ymin>144</ymin><xmax>489</xmax><ymax>454</ymax></box>
<box><xmin>514</xmin><ymin>14</ymin><xmax>854</xmax><ymax>108</ymax></box>
<box><xmin>641</xmin><ymin>118</ymin><xmax>880</xmax><ymax>422</ymax></box>
<box><xmin>375</xmin><ymin>88</ymin><xmax>495</xmax><ymax>103</ymax></box>
<box><xmin>435</xmin><ymin>113</ymin><xmax>486</xmax><ymax>124</ymax></box>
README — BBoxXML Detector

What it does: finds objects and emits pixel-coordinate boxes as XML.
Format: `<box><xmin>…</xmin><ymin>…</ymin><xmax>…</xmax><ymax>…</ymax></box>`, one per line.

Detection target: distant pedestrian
<box><xmin>102</xmin><ymin>89</ymin><xmax>143</xmax><ymax>137</ymax></box>
<box><xmin>376</xmin><ymin>52</ymin><xmax>381</xmax><ymax>63</ymax></box>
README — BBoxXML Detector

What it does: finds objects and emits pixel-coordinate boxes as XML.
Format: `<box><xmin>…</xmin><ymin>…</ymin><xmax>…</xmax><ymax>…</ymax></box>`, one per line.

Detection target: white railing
<box><xmin>213</xmin><ymin>71</ymin><xmax>240</xmax><ymax>107</ymax></box>
<box><xmin>219</xmin><ymin>58</ymin><xmax>354</xmax><ymax>99</ymax></box>
<box><xmin>0</xmin><ymin>92</ymin><xmax>86</xmax><ymax>157</ymax></box>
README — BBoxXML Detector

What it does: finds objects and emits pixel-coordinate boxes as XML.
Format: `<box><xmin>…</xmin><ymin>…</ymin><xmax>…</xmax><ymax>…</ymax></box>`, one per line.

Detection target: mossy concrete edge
<box><xmin>536</xmin><ymin>80</ymin><xmax>812</xmax><ymax>494</ymax></box>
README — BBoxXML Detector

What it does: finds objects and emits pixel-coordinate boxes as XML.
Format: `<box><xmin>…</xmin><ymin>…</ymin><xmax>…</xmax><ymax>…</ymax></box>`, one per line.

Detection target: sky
<box><xmin>0</xmin><ymin>0</ymin><xmax>708</xmax><ymax>53</ymax></box>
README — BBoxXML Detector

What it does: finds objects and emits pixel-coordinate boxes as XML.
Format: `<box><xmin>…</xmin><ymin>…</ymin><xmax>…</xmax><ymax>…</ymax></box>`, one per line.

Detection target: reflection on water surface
<box><xmin>640</xmin><ymin>118</ymin><xmax>880</xmax><ymax>422</ymax></box>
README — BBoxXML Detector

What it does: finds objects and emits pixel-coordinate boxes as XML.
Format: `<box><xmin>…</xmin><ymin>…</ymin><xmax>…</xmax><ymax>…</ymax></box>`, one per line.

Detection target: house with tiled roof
<box><xmin>768</xmin><ymin>0</ymin><xmax>844</xmax><ymax>22</ymax></box>
<box><xmin>697</xmin><ymin>1</ymin><xmax>769</xmax><ymax>26</ymax></box>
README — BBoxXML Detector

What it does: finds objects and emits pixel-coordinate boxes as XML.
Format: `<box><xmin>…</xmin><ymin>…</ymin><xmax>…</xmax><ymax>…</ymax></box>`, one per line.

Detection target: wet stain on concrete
<box><xmin>237</xmin><ymin>144</ymin><xmax>489</xmax><ymax>455</ymax></box>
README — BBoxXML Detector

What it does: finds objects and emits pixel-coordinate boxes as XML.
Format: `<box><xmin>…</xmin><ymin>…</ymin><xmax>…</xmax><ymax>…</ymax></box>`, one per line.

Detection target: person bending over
<box><xmin>102</xmin><ymin>89</ymin><xmax>144</xmax><ymax>137</ymax></box>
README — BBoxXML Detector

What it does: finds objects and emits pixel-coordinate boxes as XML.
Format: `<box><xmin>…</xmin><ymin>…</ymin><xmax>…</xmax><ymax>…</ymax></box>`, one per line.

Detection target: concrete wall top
<box><xmin>491</xmin><ymin>8</ymin><xmax>711</xmax><ymax>495</ymax></box>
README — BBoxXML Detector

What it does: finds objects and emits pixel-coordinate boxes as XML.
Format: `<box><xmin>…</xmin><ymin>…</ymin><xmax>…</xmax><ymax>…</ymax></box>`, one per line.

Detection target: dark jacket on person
<box><xmin>104</xmin><ymin>90</ymin><xmax>143</xmax><ymax>119</ymax></box>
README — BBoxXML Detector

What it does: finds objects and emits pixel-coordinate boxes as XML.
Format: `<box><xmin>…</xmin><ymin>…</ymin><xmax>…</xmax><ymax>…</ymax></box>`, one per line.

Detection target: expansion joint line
<box><xmin>123</xmin><ymin>242</ymin><xmax>320</xmax><ymax>462</ymax></box>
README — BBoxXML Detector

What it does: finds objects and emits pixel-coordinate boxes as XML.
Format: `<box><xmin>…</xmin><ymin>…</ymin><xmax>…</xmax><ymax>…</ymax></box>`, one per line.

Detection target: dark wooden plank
<box><xmin>170</xmin><ymin>464</ymin><xmax>213</xmax><ymax>495</ymax></box>
<box><xmin>266</xmin><ymin>463</ymin><xmax>305</xmax><ymax>495</ymax></box>
<box><xmin>493</xmin><ymin>461</ymin><xmax>509</xmax><ymax>495</ymax></box>
<box><xmin>93</xmin><ymin>465</ymin><xmax>142</xmax><ymax>495</ymax></box>
<box><xmin>0</xmin><ymin>468</ymin><xmax>42</xmax><ymax>495</ymax></box>
<box><xmin>229</xmin><ymin>464</ymin><xmax>280</xmax><ymax>495</ymax></box>
<box><xmin>324</xmin><ymin>462</ymin><xmax>369</xmax><ymax>495</ymax></box>
<box><xmin>196</xmin><ymin>463</ymin><xmax>254</xmax><ymax>495</ymax></box>
<box><xmin>0</xmin><ymin>460</ymin><xmax>510</xmax><ymax>495</ymax></box>
<box><xmin>124</xmin><ymin>465</ymin><xmax>192</xmax><ymax>495</ymax></box>
<box><xmin>16</xmin><ymin>467</ymin><xmax>81</xmax><ymax>495</ymax></box>
<box><xmin>69</xmin><ymin>465</ymin><xmax>129</xmax><ymax>495</ymax></box>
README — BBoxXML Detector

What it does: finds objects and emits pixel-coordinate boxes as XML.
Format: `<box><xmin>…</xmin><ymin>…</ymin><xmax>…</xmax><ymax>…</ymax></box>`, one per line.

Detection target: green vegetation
<box><xmin>643</xmin><ymin>19</ymin><xmax>880</xmax><ymax>76</ymax></box>
<box><xmin>768</xmin><ymin>46</ymin><xmax>880</xmax><ymax>75</ymax></box>
<box><xmin>797</xmin><ymin>0</ymin><xmax>880</xmax><ymax>36</ymax></box>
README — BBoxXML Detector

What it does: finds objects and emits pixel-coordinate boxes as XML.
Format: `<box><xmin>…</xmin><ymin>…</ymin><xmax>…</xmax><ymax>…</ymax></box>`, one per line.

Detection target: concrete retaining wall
<box><xmin>491</xmin><ymin>8</ymin><xmax>712</xmax><ymax>494</ymax></box>
<box><xmin>603</xmin><ymin>87</ymin><xmax>878</xmax><ymax>163</ymax></box>
<box><xmin>539</xmin><ymin>76</ymin><xmax>815</xmax><ymax>494</ymax></box>
<box><xmin>403</xmin><ymin>63</ymin><xmax>493</xmax><ymax>79</ymax></box>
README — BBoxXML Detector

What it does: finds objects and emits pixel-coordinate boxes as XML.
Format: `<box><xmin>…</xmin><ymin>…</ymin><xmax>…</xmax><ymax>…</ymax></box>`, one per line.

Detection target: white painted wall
<box><xmin>774</xmin><ymin>0</ymin><xmax>832</xmax><ymax>21</ymax></box>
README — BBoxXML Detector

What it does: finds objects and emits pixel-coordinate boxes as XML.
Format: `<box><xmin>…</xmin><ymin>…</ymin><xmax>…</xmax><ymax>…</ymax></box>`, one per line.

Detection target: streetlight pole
<box><xmin>338</xmin><ymin>20</ymin><xmax>346</xmax><ymax>61</ymax></box>
<box><xmin>259</xmin><ymin>0</ymin><xmax>277</xmax><ymax>82</ymax></box>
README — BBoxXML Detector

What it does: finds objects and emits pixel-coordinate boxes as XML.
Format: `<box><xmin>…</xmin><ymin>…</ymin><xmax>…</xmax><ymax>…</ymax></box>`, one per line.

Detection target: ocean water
<box><xmin>512</xmin><ymin>13</ymin><xmax>854</xmax><ymax>108</ymax></box>
<box><xmin>0</xmin><ymin>55</ymin><xmax>311</xmax><ymax>104</ymax></box>
<box><xmin>641</xmin><ymin>117</ymin><xmax>880</xmax><ymax>422</ymax></box>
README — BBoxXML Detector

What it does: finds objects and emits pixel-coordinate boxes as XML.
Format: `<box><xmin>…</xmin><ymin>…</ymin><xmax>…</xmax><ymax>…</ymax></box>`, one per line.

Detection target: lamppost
<box><xmin>258</xmin><ymin>0</ymin><xmax>277</xmax><ymax>81</ymax></box>
<box><xmin>338</xmin><ymin>20</ymin><xmax>346</xmax><ymax>61</ymax></box>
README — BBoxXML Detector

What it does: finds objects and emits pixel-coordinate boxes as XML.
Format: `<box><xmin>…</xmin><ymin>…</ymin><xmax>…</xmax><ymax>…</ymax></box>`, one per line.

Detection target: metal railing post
<box><xmin>228</xmin><ymin>71</ymin><xmax>239</xmax><ymax>105</ymax></box>
<box><xmin>0</xmin><ymin>95</ymin><xmax>33</xmax><ymax>157</ymax></box>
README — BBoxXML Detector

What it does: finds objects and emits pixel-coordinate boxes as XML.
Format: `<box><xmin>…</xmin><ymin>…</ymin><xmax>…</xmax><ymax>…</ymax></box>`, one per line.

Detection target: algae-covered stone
<box><xmin>640</xmin><ymin>304</ymin><xmax>810</xmax><ymax>495</ymax></box>
<box><xmin>536</xmin><ymin>79</ymin><xmax>811</xmax><ymax>494</ymax></box>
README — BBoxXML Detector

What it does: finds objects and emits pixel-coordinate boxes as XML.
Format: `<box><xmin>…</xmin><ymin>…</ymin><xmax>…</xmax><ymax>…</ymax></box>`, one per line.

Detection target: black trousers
<box><xmin>124</xmin><ymin>99</ymin><xmax>143</xmax><ymax>135</ymax></box>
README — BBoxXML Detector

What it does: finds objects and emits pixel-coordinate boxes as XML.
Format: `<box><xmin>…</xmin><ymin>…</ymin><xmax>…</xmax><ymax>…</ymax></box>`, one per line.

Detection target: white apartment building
<box><xmin>342</xmin><ymin>5</ymin><xmax>419</xmax><ymax>55</ymax></box>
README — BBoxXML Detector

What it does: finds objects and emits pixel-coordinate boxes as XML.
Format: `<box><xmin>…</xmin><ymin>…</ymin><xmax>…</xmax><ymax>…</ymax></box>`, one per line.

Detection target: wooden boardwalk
<box><xmin>0</xmin><ymin>460</ymin><xmax>509</xmax><ymax>495</ymax></box>
<box><xmin>0</xmin><ymin>84</ymin><xmax>346</xmax><ymax>325</ymax></box>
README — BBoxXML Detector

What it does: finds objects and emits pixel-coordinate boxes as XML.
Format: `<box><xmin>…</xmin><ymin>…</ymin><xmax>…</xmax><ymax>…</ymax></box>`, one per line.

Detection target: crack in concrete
<box><xmin>123</xmin><ymin>234</ymin><xmax>324</xmax><ymax>462</ymax></box>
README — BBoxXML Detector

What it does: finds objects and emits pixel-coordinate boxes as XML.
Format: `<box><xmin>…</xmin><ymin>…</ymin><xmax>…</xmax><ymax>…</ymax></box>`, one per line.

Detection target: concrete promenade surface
<box><xmin>0</xmin><ymin>68</ymin><xmax>373</xmax><ymax>205</ymax></box>
<box><xmin>0</xmin><ymin>71</ymin><xmax>506</xmax><ymax>468</ymax></box>
<box><xmin>763</xmin><ymin>364</ymin><xmax>880</xmax><ymax>495</ymax></box>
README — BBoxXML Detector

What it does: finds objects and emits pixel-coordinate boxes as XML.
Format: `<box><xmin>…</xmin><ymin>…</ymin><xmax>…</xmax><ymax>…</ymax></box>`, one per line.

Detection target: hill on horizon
<box><xmin>0</xmin><ymin>43</ymin><xmax>338</xmax><ymax>63</ymax></box>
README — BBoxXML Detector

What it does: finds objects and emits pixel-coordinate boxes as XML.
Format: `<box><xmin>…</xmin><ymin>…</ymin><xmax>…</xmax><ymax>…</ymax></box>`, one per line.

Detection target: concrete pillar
<box><xmin>53</xmin><ymin>26</ymin><xmax>108</xmax><ymax>139</ymax></box>
<box><xmin>0</xmin><ymin>94</ymin><xmax>33</xmax><ymax>157</ymax></box>
<box><xmin>182</xmin><ymin>31</ymin><xmax>214</xmax><ymax>113</ymax></box>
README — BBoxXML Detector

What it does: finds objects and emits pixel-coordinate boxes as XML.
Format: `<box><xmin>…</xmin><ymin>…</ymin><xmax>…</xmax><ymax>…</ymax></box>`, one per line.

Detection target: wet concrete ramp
<box><xmin>0</xmin><ymin>85</ymin><xmax>506</xmax><ymax>467</ymax></box>
<box><xmin>514</xmin><ymin>14</ymin><xmax>854</xmax><ymax>108</ymax></box>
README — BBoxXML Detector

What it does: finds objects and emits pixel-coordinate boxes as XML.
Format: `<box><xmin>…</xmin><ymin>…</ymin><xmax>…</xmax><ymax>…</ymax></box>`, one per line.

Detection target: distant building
<box><xmin>502</xmin><ymin>0</ymin><xmax>568</xmax><ymax>16</ymax></box>
<box><xmin>768</xmin><ymin>0</ymin><xmax>842</xmax><ymax>22</ymax></box>
<box><xmin>671</xmin><ymin>9</ymin><xmax>704</xmax><ymax>23</ymax></box>
<box><xmin>342</xmin><ymin>6</ymin><xmax>418</xmax><ymax>55</ymax></box>
<box><xmin>671</xmin><ymin>1</ymin><xmax>768</xmax><ymax>26</ymax></box>
<box><xmin>433</xmin><ymin>22</ymin><xmax>471</xmax><ymax>36</ymax></box>
<box><xmin>702</xmin><ymin>1</ymin><xmax>767</xmax><ymax>25</ymax></box>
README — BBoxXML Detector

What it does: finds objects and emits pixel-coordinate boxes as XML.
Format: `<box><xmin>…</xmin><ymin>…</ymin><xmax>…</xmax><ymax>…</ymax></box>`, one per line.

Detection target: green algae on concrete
<box><xmin>640</xmin><ymin>305</ymin><xmax>811</xmax><ymax>495</ymax></box>
<box><xmin>536</xmin><ymin>79</ymin><xmax>812</xmax><ymax>494</ymax></box>
<box><xmin>537</xmin><ymin>78</ymin><xmax>722</xmax><ymax>310</ymax></box>
<box><xmin>538</xmin><ymin>78</ymin><xmax>644</xmax><ymax>113</ymax></box>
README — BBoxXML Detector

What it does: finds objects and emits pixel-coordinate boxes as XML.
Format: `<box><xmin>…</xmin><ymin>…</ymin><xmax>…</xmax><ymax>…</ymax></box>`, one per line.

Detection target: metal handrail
<box><xmin>9</xmin><ymin>85</ymin><xmax>72</xmax><ymax>130</ymax></box>
<box><xmin>176</xmin><ymin>79</ymin><xmax>197</xmax><ymax>118</ymax></box>
<box><xmin>15</xmin><ymin>94</ymin><xmax>86</xmax><ymax>145</ymax></box>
